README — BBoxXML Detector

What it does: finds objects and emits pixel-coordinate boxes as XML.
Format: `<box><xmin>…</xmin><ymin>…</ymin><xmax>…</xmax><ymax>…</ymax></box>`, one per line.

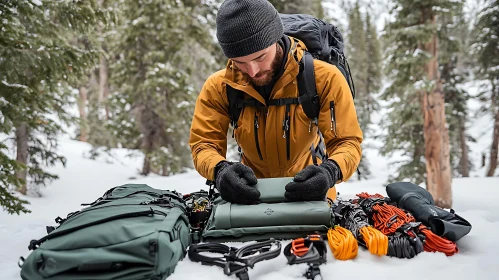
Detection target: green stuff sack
<box><xmin>19</xmin><ymin>184</ymin><xmax>190</xmax><ymax>280</ymax></box>
<box><xmin>201</xmin><ymin>177</ymin><xmax>332</xmax><ymax>242</ymax></box>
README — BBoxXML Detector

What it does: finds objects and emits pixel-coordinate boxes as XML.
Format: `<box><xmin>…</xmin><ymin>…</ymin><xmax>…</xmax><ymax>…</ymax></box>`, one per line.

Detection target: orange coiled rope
<box><xmin>359</xmin><ymin>226</ymin><xmax>388</xmax><ymax>256</ymax></box>
<box><xmin>330</xmin><ymin>201</ymin><xmax>388</xmax><ymax>256</ymax></box>
<box><xmin>327</xmin><ymin>226</ymin><xmax>358</xmax><ymax>260</ymax></box>
<box><xmin>356</xmin><ymin>192</ymin><xmax>458</xmax><ymax>257</ymax></box>
<box><xmin>419</xmin><ymin>226</ymin><xmax>458</xmax><ymax>256</ymax></box>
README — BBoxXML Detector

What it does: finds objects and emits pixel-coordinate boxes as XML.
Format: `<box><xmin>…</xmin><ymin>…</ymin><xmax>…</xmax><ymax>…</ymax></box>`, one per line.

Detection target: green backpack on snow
<box><xmin>19</xmin><ymin>184</ymin><xmax>190</xmax><ymax>280</ymax></box>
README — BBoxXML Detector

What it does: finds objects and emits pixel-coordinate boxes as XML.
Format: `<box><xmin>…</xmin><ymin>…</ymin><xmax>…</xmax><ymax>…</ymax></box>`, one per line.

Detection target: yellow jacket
<box><xmin>189</xmin><ymin>37</ymin><xmax>363</xmax><ymax>182</ymax></box>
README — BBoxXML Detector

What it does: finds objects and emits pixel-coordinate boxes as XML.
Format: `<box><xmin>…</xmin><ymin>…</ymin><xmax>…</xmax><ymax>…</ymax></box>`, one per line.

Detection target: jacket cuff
<box><xmin>323</xmin><ymin>158</ymin><xmax>344</xmax><ymax>184</ymax></box>
<box><xmin>208</xmin><ymin>155</ymin><xmax>228</xmax><ymax>181</ymax></box>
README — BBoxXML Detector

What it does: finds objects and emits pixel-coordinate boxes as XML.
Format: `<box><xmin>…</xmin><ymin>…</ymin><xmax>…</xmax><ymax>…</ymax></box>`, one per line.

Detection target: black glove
<box><xmin>214</xmin><ymin>161</ymin><xmax>260</xmax><ymax>205</ymax></box>
<box><xmin>285</xmin><ymin>160</ymin><xmax>342</xmax><ymax>201</ymax></box>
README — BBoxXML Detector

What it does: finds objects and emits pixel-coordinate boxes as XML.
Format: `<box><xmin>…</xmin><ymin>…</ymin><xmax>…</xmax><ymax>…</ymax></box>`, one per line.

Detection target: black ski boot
<box><xmin>386</xmin><ymin>182</ymin><xmax>472</xmax><ymax>242</ymax></box>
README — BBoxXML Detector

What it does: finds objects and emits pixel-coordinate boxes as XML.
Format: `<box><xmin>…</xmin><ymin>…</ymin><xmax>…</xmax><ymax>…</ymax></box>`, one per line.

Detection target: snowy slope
<box><xmin>1</xmin><ymin>128</ymin><xmax>499</xmax><ymax>280</ymax></box>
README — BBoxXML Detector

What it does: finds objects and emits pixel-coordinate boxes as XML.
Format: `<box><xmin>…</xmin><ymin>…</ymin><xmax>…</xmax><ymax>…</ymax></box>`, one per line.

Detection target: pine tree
<box><xmin>269</xmin><ymin>0</ymin><xmax>324</xmax><ymax>18</ymax></box>
<box><xmin>383</xmin><ymin>0</ymin><xmax>460</xmax><ymax>207</ymax></box>
<box><xmin>78</xmin><ymin>0</ymin><xmax>119</xmax><ymax>152</ymax></box>
<box><xmin>471</xmin><ymin>0</ymin><xmax>499</xmax><ymax>176</ymax></box>
<box><xmin>0</xmin><ymin>0</ymin><xmax>110</xmax><ymax>213</ymax></box>
<box><xmin>439</xmin><ymin>3</ymin><xmax>473</xmax><ymax>177</ymax></box>
<box><xmin>344</xmin><ymin>3</ymin><xmax>368</xmax><ymax>179</ymax></box>
<box><xmin>365</xmin><ymin>12</ymin><xmax>382</xmax><ymax>108</ymax></box>
<box><xmin>347</xmin><ymin>3</ymin><xmax>368</xmax><ymax>129</ymax></box>
<box><xmin>343</xmin><ymin>3</ymin><xmax>383</xmax><ymax>180</ymax></box>
<box><xmin>109</xmin><ymin>0</ymin><xmax>216</xmax><ymax>176</ymax></box>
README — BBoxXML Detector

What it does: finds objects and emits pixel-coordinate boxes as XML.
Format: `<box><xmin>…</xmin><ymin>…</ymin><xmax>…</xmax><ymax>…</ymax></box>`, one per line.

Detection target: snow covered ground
<box><xmin>1</xmin><ymin>78</ymin><xmax>498</xmax><ymax>279</ymax></box>
<box><xmin>1</xmin><ymin>134</ymin><xmax>498</xmax><ymax>280</ymax></box>
<box><xmin>2</xmin><ymin>130</ymin><xmax>499</xmax><ymax>279</ymax></box>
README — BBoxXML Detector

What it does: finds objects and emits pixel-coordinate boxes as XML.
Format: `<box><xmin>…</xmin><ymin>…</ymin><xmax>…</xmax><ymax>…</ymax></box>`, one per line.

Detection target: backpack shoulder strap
<box><xmin>297</xmin><ymin>52</ymin><xmax>320</xmax><ymax>122</ymax></box>
<box><xmin>226</xmin><ymin>84</ymin><xmax>244</xmax><ymax>128</ymax></box>
<box><xmin>297</xmin><ymin>52</ymin><xmax>328</xmax><ymax>164</ymax></box>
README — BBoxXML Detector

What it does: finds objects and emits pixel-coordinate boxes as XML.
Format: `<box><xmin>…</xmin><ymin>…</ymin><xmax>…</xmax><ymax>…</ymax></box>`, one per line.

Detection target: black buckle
<box><xmin>28</xmin><ymin>239</ymin><xmax>40</xmax><ymax>250</ymax></box>
<box><xmin>304</xmin><ymin>263</ymin><xmax>322</xmax><ymax>280</ymax></box>
<box><xmin>284</xmin><ymin>235</ymin><xmax>327</xmax><ymax>279</ymax></box>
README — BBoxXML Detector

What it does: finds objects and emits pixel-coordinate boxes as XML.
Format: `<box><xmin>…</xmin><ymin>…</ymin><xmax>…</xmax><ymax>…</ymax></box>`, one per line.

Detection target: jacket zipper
<box><xmin>254</xmin><ymin>112</ymin><xmax>263</xmax><ymax>160</ymax></box>
<box><xmin>29</xmin><ymin>209</ymin><xmax>161</xmax><ymax>250</ymax></box>
<box><xmin>330</xmin><ymin>101</ymin><xmax>337</xmax><ymax>137</ymax></box>
<box><xmin>282</xmin><ymin>104</ymin><xmax>291</xmax><ymax>160</ymax></box>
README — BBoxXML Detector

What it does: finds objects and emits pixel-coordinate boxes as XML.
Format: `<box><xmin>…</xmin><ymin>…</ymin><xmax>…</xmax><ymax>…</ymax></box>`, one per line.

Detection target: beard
<box><xmin>246</xmin><ymin>45</ymin><xmax>284</xmax><ymax>87</ymax></box>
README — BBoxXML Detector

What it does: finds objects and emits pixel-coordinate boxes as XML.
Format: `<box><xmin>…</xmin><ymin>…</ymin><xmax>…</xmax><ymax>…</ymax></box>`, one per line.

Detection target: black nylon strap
<box><xmin>226</xmin><ymin>85</ymin><xmax>244</xmax><ymax>128</ymax></box>
<box><xmin>237</xmin><ymin>98</ymin><xmax>265</xmax><ymax>108</ymax></box>
<box><xmin>267</xmin><ymin>97</ymin><xmax>300</xmax><ymax>106</ymax></box>
<box><xmin>297</xmin><ymin>52</ymin><xmax>320</xmax><ymax>121</ymax></box>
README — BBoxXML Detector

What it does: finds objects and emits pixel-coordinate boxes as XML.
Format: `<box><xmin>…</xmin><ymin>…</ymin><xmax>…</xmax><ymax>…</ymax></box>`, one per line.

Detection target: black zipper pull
<box><xmin>330</xmin><ymin>101</ymin><xmax>337</xmax><ymax>137</ymax></box>
<box><xmin>285</xmin><ymin>104</ymin><xmax>290</xmax><ymax>160</ymax></box>
<box><xmin>254</xmin><ymin>112</ymin><xmax>263</xmax><ymax>160</ymax></box>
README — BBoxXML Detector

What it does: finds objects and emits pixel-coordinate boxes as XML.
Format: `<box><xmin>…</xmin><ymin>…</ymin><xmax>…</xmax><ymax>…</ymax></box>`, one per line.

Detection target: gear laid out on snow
<box><xmin>356</xmin><ymin>193</ymin><xmax>459</xmax><ymax>257</ymax></box>
<box><xmin>284</xmin><ymin>235</ymin><xmax>328</xmax><ymax>280</ymax></box>
<box><xmin>188</xmin><ymin>238</ymin><xmax>282</xmax><ymax>280</ymax></box>
<box><xmin>386</xmin><ymin>182</ymin><xmax>472</xmax><ymax>242</ymax></box>
<box><xmin>17</xmin><ymin>177</ymin><xmax>473</xmax><ymax>279</ymax></box>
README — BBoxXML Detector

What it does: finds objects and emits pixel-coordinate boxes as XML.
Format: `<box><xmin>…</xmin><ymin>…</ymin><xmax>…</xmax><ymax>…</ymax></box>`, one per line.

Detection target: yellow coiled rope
<box><xmin>359</xmin><ymin>226</ymin><xmax>388</xmax><ymax>256</ymax></box>
<box><xmin>327</xmin><ymin>226</ymin><xmax>358</xmax><ymax>260</ymax></box>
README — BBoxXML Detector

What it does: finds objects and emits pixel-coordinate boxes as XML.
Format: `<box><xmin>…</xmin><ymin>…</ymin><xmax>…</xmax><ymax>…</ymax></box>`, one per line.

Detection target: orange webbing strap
<box><xmin>327</xmin><ymin>226</ymin><xmax>358</xmax><ymax>260</ymax></box>
<box><xmin>359</xmin><ymin>226</ymin><xmax>388</xmax><ymax>256</ymax></box>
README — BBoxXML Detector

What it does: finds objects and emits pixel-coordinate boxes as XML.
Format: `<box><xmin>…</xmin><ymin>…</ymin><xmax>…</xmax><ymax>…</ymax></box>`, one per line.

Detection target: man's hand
<box><xmin>215</xmin><ymin>161</ymin><xmax>260</xmax><ymax>204</ymax></box>
<box><xmin>285</xmin><ymin>160</ymin><xmax>342</xmax><ymax>201</ymax></box>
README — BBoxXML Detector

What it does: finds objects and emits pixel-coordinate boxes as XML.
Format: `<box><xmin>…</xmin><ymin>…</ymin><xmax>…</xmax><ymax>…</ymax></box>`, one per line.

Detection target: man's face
<box><xmin>231</xmin><ymin>43</ymin><xmax>284</xmax><ymax>87</ymax></box>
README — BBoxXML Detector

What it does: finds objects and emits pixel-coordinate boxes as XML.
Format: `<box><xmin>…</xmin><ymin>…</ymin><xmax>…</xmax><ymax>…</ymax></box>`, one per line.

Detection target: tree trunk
<box><xmin>486</xmin><ymin>83</ymin><xmax>499</xmax><ymax>176</ymax></box>
<box><xmin>98</xmin><ymin>55</ymin><xmax>110</xmax><ymax>119</ymax></box>
<box><xmin>78</xmin><ymin>86</ymin><xmax>89</xmax><ymax>142</ymax></box>
<box><xmin>142</xmin><ymin>154</ymin><xmax>151</xmax><ymax>176</ymax></box>
<box><xmin>421</xmin><ymin>15</ymin><xmax>452</xmax><ymax>208</ymax></box>
<box><xmin>15</xmin><ymin>123</ymin><xmax>29</xmax><ymax>195</ymax></box>
<box><xmin>162</xmin><ymin>165</ymin><xmax>170</xmax><ymax>176</ymax></box>
<box><xmin>458</xmin><ymin>117</ymin><xmax>469</xmax><ymax>177</ymax></box>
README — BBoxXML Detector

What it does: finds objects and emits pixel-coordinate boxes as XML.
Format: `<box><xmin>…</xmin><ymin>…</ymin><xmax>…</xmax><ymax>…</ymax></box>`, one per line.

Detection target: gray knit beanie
<box><xmin>216</xmin><ymin>0</ymin><xmax>284</xmax><ymax>58</ymax></box>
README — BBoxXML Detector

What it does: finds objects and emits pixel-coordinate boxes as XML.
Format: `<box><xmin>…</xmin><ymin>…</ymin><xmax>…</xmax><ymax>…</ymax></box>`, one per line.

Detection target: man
<box><xmin>189</xmin><ymin>0</ymin><xmax>363</xmax><ymax>204</ymax></box>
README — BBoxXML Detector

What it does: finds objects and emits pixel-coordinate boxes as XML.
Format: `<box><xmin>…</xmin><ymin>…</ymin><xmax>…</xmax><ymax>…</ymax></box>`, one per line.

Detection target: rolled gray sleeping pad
<box><xmin>201</xmin><ymin>177</ymin><xmax>332</xmax><ymax>242</ymax></box>
<box><xmin>213</xmin><ymin>201</ymin><xmax>331</xmax><ymax>229</ymax></box>
<box><xmin>254</xmin><ymin>177</ymin><xmax>292</xmax><ymax>203</ymax></box>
